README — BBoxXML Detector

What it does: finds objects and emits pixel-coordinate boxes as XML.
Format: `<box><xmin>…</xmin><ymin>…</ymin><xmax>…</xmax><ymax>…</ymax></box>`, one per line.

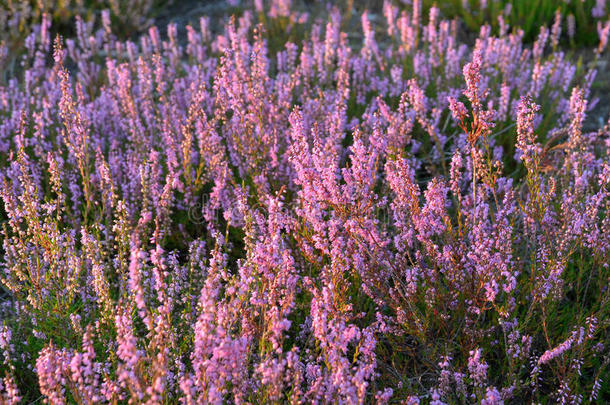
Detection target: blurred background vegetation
<box><xmin>2</xmin><ymin>0</ymin><xmax>608</xmax><ymax>46</ymax></box>
<box><xmin>1</xmin><ymin>0</ymin><xmax>169</xmax><ymax>39</ymax></box>
<box><xmin>1</xmin><ymin>0</ymin><xmax>168</xmax><ymax>69</ymax></box>
<box><xmin>1</xmin><ymin>0</ymin><xmax>609</xmax><ymax>81</ymax></box>
<box><xmin>424</xmin><ymin>0</ymin><xmax>609</xmax><ymax>45</ymax></box>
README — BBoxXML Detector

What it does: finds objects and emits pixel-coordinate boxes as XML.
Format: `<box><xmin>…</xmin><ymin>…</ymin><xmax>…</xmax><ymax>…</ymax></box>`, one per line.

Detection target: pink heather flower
<box><xmin>128</xmin><ymin>246</ymin><xmax>152</xmax><ymax>330</ymax></box>
<box><xmin>567</xmin><ymin>14</ymin><xmax>576</xmax><ymax>39</ymax></box>
<box><xmin>590</xmin><ymin>377</ymin><xmax>602</xmax><ymax>401</ymax></box>
<box><xmin>539</xmin><ymin>336</ymin><xmax>573</xmax><ymax>365</ymax></box>
<box><xmin>383</xmin><ymin>1</ymin><xmax>398</xmax><ymax>36</ymax></box>
<box><xmin>533</xmin><ymin>27</ymin><xmax>549</xmax><ymax>60</ymax></box>
<box><xmin>416</xmin><ymin>178</ymin><xmax>449</xmax><ymax>240</ymax></box>
<box><xmin>0</xmin><ymin>324</ymin><xmax>13</xmax><ymax>362</ymax></box>
<box><xmin>586</xmin><ymin>316</ymin><xmax>598</xmax><ymax>338</ymax></box>
<box><xmin>568</xmin><ymin>87</ymin><xmax>587</xmax><ymax>152</ymax></box>
<box><xmin>375</xmin><ymin>387</ymin><xmax>393</xmax><ymax>403</ymax></box>
<box><xmin>412</xmin><ymin>0</ymin><xmax>421</xmax><ymax>27</ymax></box>
<box><xmin>269</xmin><ymin>0</ymin><xmax>291</xmax><ymax>18</ymax></box>
<box><xmin>551</xmin><ymin>10</ymin><xmax>562</xmax><ymax>48</ymax></box>
<box><xmin>497</xmin><ymin>82</ymin><xmax>511</xmax><ymax>120</ymax></box>
<box><xmin>405</xmin><ymin>396</ymin><xmax>420</xmax><ymax>405</ymax></box>
<box><xmin>36</xmin><ymin>346</ymin><xmax>69</xmax><ymax>405</ymax></box>
<box><xmin>557</xmin><ymin>379</ymin><xmax>572</xmax><ymax>404</ymax></box>
<box><xmin>468</xmin><ymin>349</ymin><xmax>488</xmax><ymax>386</ymax></box>
<box><xmin>463</xmin><ymin>49</ymin><xmax>483</xmax><ymax>107</ymax></box>
<box><xmin>0</xmin><ymin>374</ymin><xmax>21</xmax><ymax>405</ymax></box>
<box><xmin>592</xmin><ymin>0</ymin><xmax>606</xmax><ymax>18</ymax></box>
<box><xmin>515</xmin><ymin>96</ymin><xmax>541</xmax><ymax>167</ymax></box>
<box><xmin>115</xmin><ymin>312</ymin><xmax>143</xmax><ymax>392</ymax></box>
<box><xmin>430</xmin><ymin>388</ymin><xmax>446</xmax><ymax>405</ymax></box>
<box><xmin>597</xmin><ymin>21</ymin><xmax>610</xmax><ymax>55</ymax></box>
<box><xmin>481</xmin><ymin>386</ymin><xmax>503</xmax><ymax>405</ymax></box>
<box><xmin>448</xmin><ymin>96</ymin><xmax>469</xmax><ymax>124</ymax></box>
<box><xmin>450</xmin><ymin>150</ymin><xmax>463</xmax><ymax>197</ymax></box>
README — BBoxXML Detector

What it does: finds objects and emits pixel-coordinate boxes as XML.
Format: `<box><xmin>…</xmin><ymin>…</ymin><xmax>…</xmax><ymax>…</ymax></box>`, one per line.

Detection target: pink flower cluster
<box><xmin>0</xmin><ymin>0</ymin><xmax>608</xmax><ymax>403</ymax></box>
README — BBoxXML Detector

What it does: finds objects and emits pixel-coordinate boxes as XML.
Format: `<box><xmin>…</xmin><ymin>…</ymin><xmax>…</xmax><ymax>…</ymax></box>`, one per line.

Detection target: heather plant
<box><xmin>0</xmin><ymin>0</ymin><xmax>609</xmax><ymax>403</ymax></box>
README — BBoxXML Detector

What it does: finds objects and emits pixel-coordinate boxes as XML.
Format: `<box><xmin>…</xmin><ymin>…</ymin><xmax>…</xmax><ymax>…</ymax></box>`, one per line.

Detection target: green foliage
<box><xmin>421</xmin><ymin>0</ymin><xmax>608</xmax><ymax>45</ymax></box>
